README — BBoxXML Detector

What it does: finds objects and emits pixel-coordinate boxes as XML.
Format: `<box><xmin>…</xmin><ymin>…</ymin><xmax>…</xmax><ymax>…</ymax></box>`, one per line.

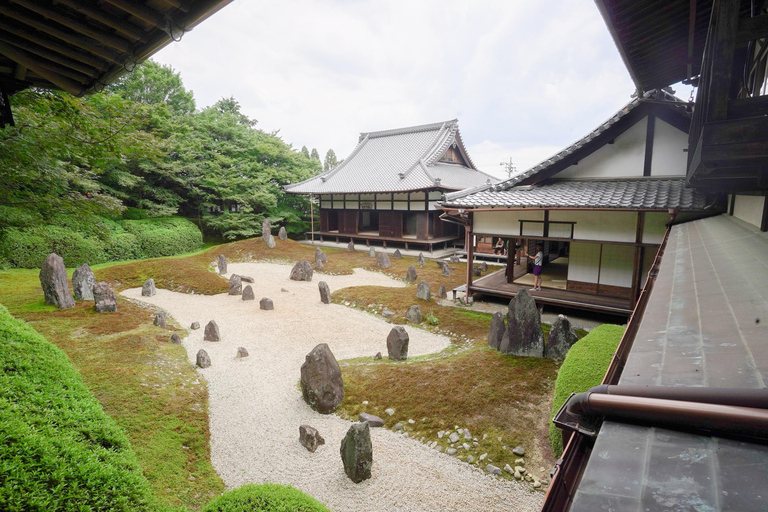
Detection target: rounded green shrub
<box><xmin>121</xmin><ymin>217</ymin><xmax>202</xmax><ymax>258</ymax></box>
<box><xmin>103</xmin><ymin>232</ymin><xmax>142</xmax><ymax>261</ymax></box>
<box><xmin>202</xmin><ymin>483</ymin><xmax>330</xmax><ymax>512</ymax></box>
<box><xmin>548</xmin><ymin>324</ymin><xmax>625</xmax><ymax>456</ymax></box>
<box><xmin>0</xmin><ymin>226</ymin><xmax>105</xmax><ymax>268</ymax></box>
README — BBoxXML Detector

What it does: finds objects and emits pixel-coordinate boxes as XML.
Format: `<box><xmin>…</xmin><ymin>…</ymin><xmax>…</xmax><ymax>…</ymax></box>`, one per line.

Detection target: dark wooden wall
<box><xmin>379</xmin><ymin>211</ymin><xmax>403</xmax><ymax>237</ymax></box>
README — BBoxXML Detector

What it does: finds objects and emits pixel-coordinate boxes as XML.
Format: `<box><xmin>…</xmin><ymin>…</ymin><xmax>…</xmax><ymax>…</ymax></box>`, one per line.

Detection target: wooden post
<box><xmin>630</xmin><ymin>212</ymin><xmax>645</xmax><ymax>307</ymax></box>
<box><xmin>465</xmin><ymin>213</ymin><xmax>474</xmax><ymax>305</ymax></box>
<box><xmin>310</xmin><ymin>194</ymin><xmax>315</xmax><ymax>245</ymax></box>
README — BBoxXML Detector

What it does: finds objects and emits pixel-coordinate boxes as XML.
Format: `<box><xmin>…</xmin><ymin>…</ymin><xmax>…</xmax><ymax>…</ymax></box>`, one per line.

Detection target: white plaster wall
<box><xmin>557</xmin><ymin>117</ymin><xmax>647</xmax><ymax>178</ymax></box>
<box><xmin>550</xmin><ymin>210</ymin><xmax>637</xmax><ymax>242</ymax></box>
<box><xmin>600</xmin><ymin>245</ymin><xmax>635</xmax><ymax>287</ymax></box>
<box><xmin>346</xmin><ymin>200</ymin><xmax>359</xmax><ymax>209</ymax></box>
<box><xmin>394</xmin><ymin>201</ymin><xmax>409</xmax><ymax>211</ymax></box>
<box><xmin>650</xmin><ymin>118</ymin><xmax>688</xmax><ymax>176</ymax></box>
<box><xmin>642</xmin><ymin>212</ymin><xmax>669</xmax><ymax>244</ymax></box>
<box><xmin>473</xmin><ymin>210</ymin><xmax>545</xmax><ymax>236</ymax></box>
<box><xmin>568</xmin><ymin>243</ymin><xmax>600</xmax><ymax>283</ymax></box>
<box><xmin>332</xmin><ymin>201</ymin><xmax>343</xmax><ymax>209</ymax></box>
<box><xmin>733</xmin><ymin>195</ymin><xmax>766</xmax><ymax>228</ymax></box>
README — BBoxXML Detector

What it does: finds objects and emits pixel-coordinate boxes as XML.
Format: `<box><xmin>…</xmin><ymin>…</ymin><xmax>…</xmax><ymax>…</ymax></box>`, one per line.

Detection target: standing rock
<box><xmin>450</xmin><ymin>254</ymin><xmax>461</xmax><ymax>263</ymax></box>
<box><xmin>504</xmin><ymin>289</ymin><xmax>544</xmax><ymax>357</ymax></box>
<box><xmin>315</xmin><ymin>259</ymin><xmax>324</xmax><ymax>270</ymax></box>
<box><xmin>237</xmin><ymin>347</ymin><xmax>249</xmax><ymax>358</ymax></box>
<box><xmin>387</xmin><ymin>326</ymin><xmax>409</xmax><ymax>360</ymax></box>
<box><xmin>72</xmin><ymin>263</ymin><xmax>96</xmax><ymax>301</ymax></box>
<box><xmin>300</xmin><ymin>343</ymin><xmax>344</xmax><ymax>414</ymax></box>
<box><xmin>347</xmin><ymin>241</ymin><xmax>355</xmax><ymax>251</ymax></box>
<box><xmin>406</xmin><ymin>305</ymin><xmax>422</xmax><ymax>323</ymax></box>
<box><xmin>416</xmin><ymin>280</ymin><xmax>431</xmax><ymax>301</ymax></box>
<box><xmin>438</xmin><ymin>285</ymin><xmax>447</xmax><ymax>299</ymax></box>
<box><xmin>191</xmin><ymin>321</ymin><xmax>200</xmax><ymax>330</ymax></box>
<box><xmin>217</xmin><ymin>254</ymin><xmax>227</xmax><ymax>275</ymax></box>
<box><xmin>340</xmin><ymin>422</ymin><xmax>372</xmax><ymax>483</ymax></box>
<box><xmin>262</xmin><ymin>218</ymin><xmax>271</xmax><ymax>241</ymax></box>
<box><xmin>374</xmin><ymin>352</ymin><xmax>382</xmax><ymax>360</ymax></box>
<box><xmin>39</xmin><ymin>253</ymin><xmax>75</xmax><ymax>309</ymax></box>
<box><xmin>359</xmin><ymin>412</ymin><xmax>384</xmax><ymax>427</ymax></box>
<box><xmin>278</xmin><ymin>226</ymin><xmax>288</xmax><ymax>240</ymax></box>
<box><xmin>154</xmin><ymin>311</ymin><xmax>167</xmax><ymax>328</ymax></box>
<box><xmin>204</xmin><ymin>320</ymin><xmax>220</xmax><ymax>342</ymax></box>
<box><xmin>289</xmin><ymin>260</ymin><xmax>314</xmax><ymax>282</ymax></box>
<box><xmin>242</xmin><ymin>285</ymin><xmax>255</xmax><ymax>301</ymax></box>
<box><xmin>228</xmin><ymin>274</ymin><xmax>242</xmax><ymax>295</ymax></box>
<box><xmin>405</xmin><ymin>264</ymin><xmax>418</xmax><ymax>283</ymax></box>
<box><xmin>369</xmin><ymin>247</ymin><xmax>376</xmax><ymax>258</ymax></box>
<box><xmin>418</xmin><ymin>252</ymin><xmax>425</xmax><ymax>268</ymax></box>
<box><xmin>300</xmin><ymin>425</ymin><xmax>325</xmax><ymax>453</ymax></box>
<box><xmin>499</xmin><ymin>328</ymin><xmax>511</xmax><ymax>354</ymax></box>
<box><xmin>315</xmin><ymin>247</ymin><xmax>328</xmax><ymax>264</ymax></box>
<box><xmin>140</xmin><ymin>278</ymin><xmax>156</xmax><ymax>297</ymax></box>
<box><xmin>473</xmin><ymin>265</ymin><xmax>482</xmax><ymax>277</ymax></box>
<box><xmin>170</xmin><ymin>333</ymin><xmax>181</xmax><ymax>344</ymax></box>
<box><xmin>393</xmin><ymin>249</ymin><xmax>402</xmax><ymax>258</ymax></box>
<box><xmin>266</xmin><ymin>235</ymin><xmax>276</xmax><ymax>248</ymax></box>
<box><xmin>440</xmin><ymin>261</ymin><xmax>451</xmax><ymax>277</ymax></box>
<box><xmin>376</xmin><ymin>252</ymin><xmax>391</xmax><ymax>268</ymax></box>
<box><xmin>545</xmin><ymin>314</ymin><xmax>579</xmax><ymax>361</ymax></box>
<box><xmin>318</xmin><ymin>281</ymin><xmax>331</xmax><ymax>304</ymax></box>
<box><xmin>488</xmin><ymin>311</ymin><xmax>506</xmax><ymax>350</ymax></box>
<box><xmin>93</xmin><ymin>282</ymin><xmax>117</xmax><ymax>313</ymax></box>
<box><xmin>480</xmin><ymin>262</ymin><xmax>488</xmax><ymax>271</ymax></box>
<box><xmin>259</xmin><ymin>297</ymin><xmax>274</xmax><ymax>310</ymax></box>
<box><xmin>196</xmin><ymin>349</ymin><xmax>211</xmax><ymax>368</ymax></box>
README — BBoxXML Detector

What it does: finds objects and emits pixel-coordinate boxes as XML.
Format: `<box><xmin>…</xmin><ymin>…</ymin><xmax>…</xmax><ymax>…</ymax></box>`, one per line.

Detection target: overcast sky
<box><xmin>154</xmin><ymin>0</ymin><xmax>643</xmax><ymax>179</ymax></box>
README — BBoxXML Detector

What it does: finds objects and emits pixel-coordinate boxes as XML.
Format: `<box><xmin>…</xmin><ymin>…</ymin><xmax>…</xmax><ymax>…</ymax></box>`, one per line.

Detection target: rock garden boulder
<box><xmin>386</xmin><ymin>326</ymin><xmax>409</xmax><ymax>360</ymax></box>
<box><xmin>359</xmin><ymin>412</ymin><xmax>384</xmax><ymax>427</ymax></box>
<box><xmin>440</xmin><ymin>261</ymin><xmax>451</xmax><ymax>277</ymax></box>
<box><xmin>405</xmin><ymin>264</ymin><xmax>417</xmax><ymax>283</ymax></box>
<box><xmin>340</xmin><ymin>422</ymin><xmax>372</xmax><ymax>483</ymax></box>
<box><xmin>242</xmin><ymin>285</ymin><xmax>255</xmax><ymax>301</ymax></box>
<box><xmin>315</xmin><ymin>259</ymin><xmax>324</xmax><ymax>270</ymax></box>
<box><xmin>239</xmin><ymin>275</ymin><xmax>255</xmax><ymax>283</ymax></box>
<box><xmin>488</xmin><ymin>311</ymin><xmax>506</xmax><ymax>350</ymax></box>
<box><xmin>438</xmin><ymin>285</ymin><xmax>447</xmax><ymax>299</ymax></box>
<box><xmin>39</xmin><ymin>253</ymin><xmax>74</xmax><ymax>309</ymax></box>
<box><xmin>347</xmin><ymin>241</ymin><xmax>355</xmax><ymax>251</ymax></box>
<box><xmin>473</xmin><ymin>265</ymin><xmax>481</xmax><ymax>277</ymax></box>
<box><xmin>369</xmin><ymin>247</ymin><xmax>376</xmax><ymax>258</ymax></box>
<box><xmin>376</xmin><ymin>252</ymin><xmax>391</xmax><ymax>268</ymax></box>
<box><xmin>300</xmin><ymin>343</ymin><xmax>344</xmax><ymax>414</ymax></box>
<box><xmin>382</xmin><ymin>309</ymin><xmax>395</xmax><ymax>319</ymax></box>
<box><xmin>266</xmin><ymin>234</ymin><xmax>276</xmax><ymax>248</ymax></box>
<box><xmin>418</xmin><ymin>252</ymin><xmax>425</xmax><ymax>267</ymax></box>
<box><xmin>318</xmin><ymin>281</ymin><xmax>331</xmax><ymax>304</ymax></box>
<box><xmin>480</xmin><ymin>262</ymin><xmax>488</xmax><ymax>271</ymax></box>
<box><xmin>262</xmin><ymin>218</ymin><xmax>271</xmax><ymax>241</ymax></box>
<box><xmin>315</xmin><ymin>247</ymin><xmax>328</xmax><ymax>264</ymax></box>
<box><xmin>217</xmin><ymin>254</ymin><xmax>227</xmax><ymax>274</ymax></box>
<box><xmin>290</xmin><ymin>260</ymin><xmax>313</xmax><ymax>281</ymax></box>
<box><xmin>170</xmin><ymin>333</ymin><xmax>181</xmax><ymax>344</ymax></box>
<box><xmin>191</xmin><ymin>321</ymin><xmax>200</xmax><ymax>330</ymax></box>
<box><xmin>259</xmin><ymin>297</ymin><xmax>274</xmax><ymax>310</ymax></box>
<box><xmin>154</xmin><ymin>311</ymin><xmax>167</xmax><ymax>328</ymax></box>
<box><xmin>504</xmin><ymin>289</ymin><xmax>544</xmax><ymax>357</ymax></box>
<box><xmin>228</xmin><ymin>274</ymin><xmax>242</xmax><ymax>295</ymax></box>
<box><xmin>450</xmin><ymin>254</ymin><xmax>460</xmax><ymax>263</ymax></box>
<box><xmin>393</xmin><ymin>249</ymin><xmax>402</xmax><ymax>258</ymax></box>
<box><xmin>405</xmin><ymin>305</ymin><xmax>422</xmax><ymax>323</ymax></box>
<box><xmin>416</xmin><ymin>280</ymin><xmax>431</xmax><ymax>300</ymax></box>
<box><xmin>93</xmin><ymin>282</ymin><xmax>117</xmax><ymax>313</ymax></box>
<box><xmin>237</xmin><ymin>346</ymin><xmax>249</xmax><ymax>358</ymax></box>
<box><xmin>140</xmin><ymin>278</ymin><xmax>156</xmax><ymax>297</ymax></box>
<box><xmin>204</xmin><ymin>320</ymin><xmax>220</xmax><ymax>342</ymax></box>
<box><xmin>278</xmin><ymin>226</ymin><xmax>288</xmax><ymax>240</ymax></box>
<box><xmin>196</xmin><ymin>349</ymin><xmax>211</xmax><ymax>368</ymax></box>
<box><xmin>72</xmin><ymin>263</ymin><xmax>96</xmax><ymax>301</ymax></box>
<box><xmin>545</xmin><ymin>314</ymin><xmax>579</xmax><ymax>360</ymax></box>
<box><xmin>299</xmin><ymin>425</ymin><xmax>325</xmax><ymax>453</ymax></box>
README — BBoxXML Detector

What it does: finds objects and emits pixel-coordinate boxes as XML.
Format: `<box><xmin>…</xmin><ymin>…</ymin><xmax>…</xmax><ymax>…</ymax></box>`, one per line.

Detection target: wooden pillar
<box><xmin>630</xmin><ymin>212</ymin><xmax>645</xmax><ymax>307</ymax></box>
<box><xmin>465</xmin><ymin>213</ymin><xmax>474</xmax><ymax>304</ymax></box>
<box><xmin>506</xmin><ymin>240</ymin><xmax>515</xmax><ymax>284</ymax></box>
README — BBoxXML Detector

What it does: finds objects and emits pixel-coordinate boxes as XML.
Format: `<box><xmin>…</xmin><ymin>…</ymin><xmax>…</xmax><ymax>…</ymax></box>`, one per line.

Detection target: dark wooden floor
<box><xmin>455</xmin><ymin>269</ymin><xmax>634</xmax><ymax>315</ymax></box>
<box><xmin>306</xmin><ymin>231</ymin><xmax>458</xmax><ymax>252</ymax></box>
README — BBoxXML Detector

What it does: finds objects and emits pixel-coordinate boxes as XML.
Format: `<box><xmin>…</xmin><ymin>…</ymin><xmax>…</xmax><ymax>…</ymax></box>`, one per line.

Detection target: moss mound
<box><xmin>202</xmin><ymin>483</ymin><xmax>331</xmax><ymax>512</ymax></box>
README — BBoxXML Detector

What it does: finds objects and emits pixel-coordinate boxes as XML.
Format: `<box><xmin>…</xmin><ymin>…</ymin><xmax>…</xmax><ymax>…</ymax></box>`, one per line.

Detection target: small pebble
<box><xmin>385</xmin><ymin>408</ymin><xmax>395</xmax><ymax>416</ymax></box>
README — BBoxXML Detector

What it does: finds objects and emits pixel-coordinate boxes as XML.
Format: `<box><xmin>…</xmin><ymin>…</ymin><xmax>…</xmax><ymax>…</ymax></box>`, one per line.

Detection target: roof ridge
<box><xmin>360</xmin><ymin>119</ymin><xmax>457</xmax><ymax>141</ymax></box>
<box><xmin>400</xmin><ymin>122</ymin><xmax>451</xmax><ymax>182</ymax></box>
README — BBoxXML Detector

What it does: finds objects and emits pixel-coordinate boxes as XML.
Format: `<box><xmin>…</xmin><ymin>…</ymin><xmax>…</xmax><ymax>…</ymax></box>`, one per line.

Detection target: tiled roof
<box><xmin>441</xmin><ymin>178</ymin><xmax>716</xmax><ymax>211</ymax></box>
<box><xmin>285</xmin><ymin>120</ymin><xmax>497</xmax><ymax>194</ymax></box>
<box><xmin>570</xmin><ymin>214</ymin><xmax>768</xmax><ymax>512</ymax></box>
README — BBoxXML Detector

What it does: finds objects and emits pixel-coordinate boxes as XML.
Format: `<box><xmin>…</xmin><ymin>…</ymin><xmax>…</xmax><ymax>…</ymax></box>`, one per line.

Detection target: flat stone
<box><xmin>318</xmin><ymin>281</ymin><xmax>331</xmax><ymax>304</ymax></box>
<box><xmin>39</xmin><ymin>253</ymin><xmax>74</xmax><ymax>309</ymax></box>
<box><xmin>278</xmin><ymin>226</ymin><xmax>288</xmax><ymax>240</ymax></box>
<box><xmin>376</xmin><ymin>252</ymin><xmax>391</xmax><ymax>268</ymax></box>
<box><xmin>504</xmin><ymin>289</ymin><xmax>544</xmax><ymax>357</ymax></box>
<box><xmin>190</xmin><ymin>321</ymin><xmax>200</xmax><ymax>330</ymax></box>
<box><xmin>289</xmin><ymin>260</ymin><xmax>313</xmax><ymax>281</ymax></box>
<box><xmin>486</xmin><ymin>464</ymin><xmax>503</xmax><ymax>476</ymax></box>
<box><xmin>438</xmin><ymin>285</ymin><xmax>447</xmax><ymax>299</ymax></box>
<box><xmin>513</xmin><ymin>445</ymin><xmax>525</xmax><ymax>456</ymax></box>
<box><xmin>340</xmin><ymin>422</ymin><xmax>372</xmax><ymax>483</ymax></box>
<box><xmin>281</xmin><ymin>288</ymin><xmax>289</xmax><ymax>292</ymax></box>
<box><xmin>196</xmin><ymin>349</ymin><xmax>211</xmax><ymax>368</ymax></box>
<box><xmin>228</xmin><ymin>274</ymin><xmax>242</xmax><ymax>295</ymax></box>
<box><xmin>239</xmin><ymin>275</ymin><xmax>255</xmax><ymax>283</ymax></box>
<box><xmin>392</xmin><ymin>249</ymin><xmax>402</xmax><ymax>258</ymax></box>
<box><xmin>504</xmin><ymin>464</ymin><xmax>514</xmax><ymax>474</ymax></box>
<box><xmin>466</xmin><ymin>455</ymin><xmax>475</xmax><ymax>463</ymax></box>
<box><xmin>73</xmin><ymin>264</ymin><xmax>96</xmax><ymax>301</ymax></box>
<box><xmin>416</xmin><ymin>280</ymin><xmax>431</xmax><ymax>301</ymax></box>
<box><xmin>382</xmin><ymin>309</ymin><xmax>395</xmax><ymax>319</ymax></box>
<box><xmin>300</xmin><ymin>343</ymin><xmax>344</xmax><ymax>414</ymax></box>
<box><xmin>154</xmin><ymin>311</ymin><xmax>167</xmax><ymax>328</ymax></box>
<box><xmin>545</xmin><ymin>314</ymin><xmax>578</xmax><ymax>361</ymax></box>
<box><xmin>242</xmin><ymin>285</ymin><xmax>255</xmax><ymax>300</ymax></box>
<box><xmin>449</xmin><ymin>432</ymin><xmax>460</xmax><ymax>443</ymax></box>
<box><xmin>259</xmin><ymin>297</ymin><xmax>274</xmax><ymax>310</ymax></box>
<box><xmin>204</xmin><ymin>320</ymin><xmax>220</xmax><ymax>342</ymax></box>
<box><xmin>217</xmin><ymin>254</ymin><xmax>227</xmax><ymax>274</ymax></box>
<box><xmin>299</xmin><ymin>424</ymin><xmax>325</xmax><ymax>453</ymax></box>
<box><xmin>515</xmin><ymin>458</ymin><xmax>525</xmax><ymax>465</ymax></box>
<box><xmin>405</xmin><ymin>264</ymin><xmax>418</xmax><ymax>283</ymax></box>
<box><xmin>405</xmin><ymin>305</ymin><xmax>422</xmax><ymax>323</ymax></box>
<box><xmin>93</xmin><ymin>282</ymin><xmax>117</xmax><ymax>313</ymax></box>
<box><xmin>359</xmin><ymin>412</ymin><xmax>384</xmax><ymax>427</ymax></box>
<box><xmin>386</xmin><ymin>326</ymin><xmax>409</xmax><ymax>360</ymax></box>
<box><xmin>446</xmin><ymin>448</ymin><xmax>458</xmax><ymax>456</ymax></box>
<box><xmin>170</xmin><ymin>333</ymin><xmax>181</xmax><ymax>344</ymax></box>
<box><xmin>385</xmin><ymin>408</ymin><xmax>395</xmax><ymax>416</ymax></box>
<box><xmin>237</xmin><ymin>346</ymin><xmax>249</xmax><ymax>358</ymax></box>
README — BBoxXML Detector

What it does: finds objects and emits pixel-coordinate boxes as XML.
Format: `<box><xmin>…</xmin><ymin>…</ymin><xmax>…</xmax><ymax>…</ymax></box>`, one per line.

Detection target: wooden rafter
<box><xmin>0</xmin><ymin>41</ymin><xmax>83</xmax><ymax>96</ymax></box>
<box><xmin>56</xmin><ymin>0</ymin><xmax>147</xmax><ymax>42</ymax></box>
<box><xmin>0</xmin><ymin>33</ymin><xmax>99</xmax><ymax>77</ymax></box>
<box><xmin>102</xmin><ymin>0</ymin><xmax>165</xmax><ymax>28</ymax></box>
<box><xmin>0</xmin><ymin>20</ymin><xmax>107</xmax><ymax>69</ymax></box>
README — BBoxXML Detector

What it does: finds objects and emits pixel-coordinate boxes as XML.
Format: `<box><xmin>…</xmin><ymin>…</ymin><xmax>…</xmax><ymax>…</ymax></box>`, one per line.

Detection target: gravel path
<box><xmin>122</xmin><ymin>262</ymin><xmax>542</xmax><ymax>512</ymax></box>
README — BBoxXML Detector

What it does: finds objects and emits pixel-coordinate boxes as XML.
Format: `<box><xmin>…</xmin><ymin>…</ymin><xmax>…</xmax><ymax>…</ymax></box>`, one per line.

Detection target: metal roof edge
<box><xmin>359</xmin><ymin>119</ymin><xmax>457</xmax><ymax>141</ymax></box>
<box><xmin>442</xmin><ymin>182</ymin><xmax>496</xmax><ymax>203</ymax></box>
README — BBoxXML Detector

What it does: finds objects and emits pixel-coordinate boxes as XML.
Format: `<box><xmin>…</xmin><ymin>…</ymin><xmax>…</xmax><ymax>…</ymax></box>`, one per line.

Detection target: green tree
<box><xmin>301</xmin><ymin>145</ymin><xmax>310</xmax><ymax>159</ymax></box>
<box><xmin>310</xmin><ymin>148</ymin><xmax>320</xmax><ymax>161</ymax></box>
<box><xmin>323</xmin><ymin>149</ymin><xmax>339</xmax><ymax>172</ymax></box>
<box><xmin>107</xmin><ymin>60</ymin><xmax>195</xmax><ymax>116</ymax></box>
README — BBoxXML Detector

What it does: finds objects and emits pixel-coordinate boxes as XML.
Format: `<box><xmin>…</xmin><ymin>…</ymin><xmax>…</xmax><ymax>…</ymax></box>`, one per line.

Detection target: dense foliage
<box><xmin>548</xmin><ymin>324</ymin><xmax>625</xmax><ymax>456</ymax></box>
<box><xmin>0</xmin><ymin>303</ymin><xmax>157</xmax><ymax>512</ymax></box>
<box><xmin>202</xmin><ymin>484</ymin><xmax>330</xmax><ymax>512</ymax></box>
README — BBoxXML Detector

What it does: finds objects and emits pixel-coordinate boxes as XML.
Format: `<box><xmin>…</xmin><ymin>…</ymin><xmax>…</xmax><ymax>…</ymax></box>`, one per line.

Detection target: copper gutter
<box><xmin>590</xmin><ymin>385</ymin><xmax>768</xmax><ymax>409</ymax></box>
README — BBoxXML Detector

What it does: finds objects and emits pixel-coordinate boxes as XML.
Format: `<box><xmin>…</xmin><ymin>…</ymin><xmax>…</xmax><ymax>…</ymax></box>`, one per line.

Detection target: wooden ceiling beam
<box><xmin>0</xmin><ymin>5</ymin><xmax>121</xmax><ymax>63</ymax></box>
<box><xmin>102</xmin><ymin>0</ymin><xmax>165</xmax><ymax>28</ymax></box>
<box><xmin>0</xmin><ymin>40</ymin><xmax>83</xmax><ymax>96</ymax></box>
<box><xmin>0</xmin><ymin>20</ymin><xmax>107</xmax><ymax>69</ymax></box>
<box><xmin>155</xmin><ymin>0</ymin><xmax>186</xmax><ymax>11</ymax></box>
<box><xmin>56</xmin><ymin>0</ymin><xmax>147</xmax><ymax>42</ymax></box>
<box><xmin>0</xmin><ymin>33</ymin><xmax>99</xmax><ymax>77</ymax></box>
<box><xmin>1</xmin><ymin>41</ymin><xmax>90</xmax><ymax>83</ymax></box>
<box><xmin>10</xmin><ymin>0</ymin><xmax>132</xmax><ymax>53</ymax></box>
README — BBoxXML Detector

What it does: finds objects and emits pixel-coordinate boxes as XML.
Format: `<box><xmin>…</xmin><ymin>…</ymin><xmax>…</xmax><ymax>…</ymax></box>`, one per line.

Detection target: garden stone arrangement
<box><xmin>39</xmin><ymin>253</ymin><xmax>74</xmax><ymax>309</ymax></box>
<box><xmin>72</xmin><ymin>263</ymin><xmax>96</xmax><ymax>301</ymax></box>
<box><xmin>121</xmin><ymin>261</ymin><xmax>541</xmax><ymax>512</ymax></box>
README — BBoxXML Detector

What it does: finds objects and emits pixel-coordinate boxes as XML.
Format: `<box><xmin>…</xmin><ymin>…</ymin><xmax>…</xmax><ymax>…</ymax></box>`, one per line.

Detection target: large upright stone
<box><xmin>369</xmin><ymin>247</ymin><xmax>376</xmax><ymax>258</ymax></box>
<box><xmin>217</xmin><ymin>254</ymin><xmax>227</xmax><ymax>275</ymax></box>
<box><xmin>488</xmin><ymin>311</ymin><xmax>506</xmax><ymax>350</ymax></box>
<box><xmin>318</xmin><ymin>281</ymin><xmax>331</xmax><ymax>304</ymax></box>
<box><xmin>440</xmin><ymin>261</ymin><xmax>451</xmax><ymax>277</ymax></box>
<box><xmin>418</xmin><ymin>252</ymin><xmax>425</xmax><ymax>268</ymax></box>
<box><xmin>300</xmin><ymin>343</ymin><xmax>344</xmax><ymax>414</ymax></box>
<box><xmin>154</xmin><ymin>311</ymin><xmax>166</xmax><ymax>328</ymax></box>
<box><xmin>262</xmin><ymin>218</ymin><xmax>271</xmax><ymax>242</ymax></box>
<box><xmin>315</xmin><ymin>259</ymin><xmax>324</xmax><ymax>270</ymax></box>
<box><xmin>39</xmin><ymin>253</ymin><xmax>74</xmax><ymax>309</ymax></box>
<box><xmin>450</xmin><ymin>254</ymin><xmax>460</xmax><ymax>263</ymax></box>
<box><xmin>196</xmin><ymin>349</ymin><xmax>211</xmax><ymax>368</ymax></box>
<box><xmin>266</xmin><ymin>234</ymin><xmax>276</xmax><ymax>248</ymax></box>
<box><xmin>72</xmin><ymin>263</ymin><xmax>96</xmax><ymax>301</ymax></box>
<box><xmin>504</xmin><ymin>289</ymin><xmax>544</xmax><ymax>357</ymax></box>
<box><xmin>376</xmin><ymin>252</ymin><xmax>391</xmax><ymax>268</ymax></box>
<box><xmin>393</xmin><ymin>249</ymin><xmax>402</xmax><ymax>258</ymax></box>
<box><xmin>545</xmin><ymin>314</ymin><xmax>579</xmax><ymax>361</ymax></box>
<box><xmin>315</xmin><ymin>247</ymin><xmax>328</xmax><ymax>264</ymax></box>
<box><xmin>228</xmin><ymin>274</ymin><xmax>242</xmax><ymax>295</ymax></box>
<box><xmin>405</xmin><ymin>264</ymin><xmax>418</xmax><ymax>283</ymax></box>
<box><xmin>438</xmin><ymin>285</ymin><xmax>447</xmax><ymax>299</ymax></box>
<box><xmin>290</xmin><ymin>260</ymin><xmax>313</xmax><ymax>282</ymax></box>
<box><xmin>278</xmin><ymin>226</ymin><xmax>288</xmax><ymax>240</ymax></box>
<box><xmin>347</xmin><ymin>241</ymin><xmax>355</xmax><ymax>251</ymax></box>
<box><xmin>340</xmin><ymin>422</ymin><xmax>372</xmax><ymax>483</ymax></box>
<box><xmin>406</xmin><ymin>305</ymin><xmax>422</xmax><ymax>323</ymax></box>
<box><xmin>387</xmin><ymin>326</ymin><xmax>409</xmax><ymax>360</ymax></box>
<box><xmin>473</xmin><ymin>265</ymin><xmax>482</xmax><ymax>277</ymax></box>
<box><xmin>204</xmin><ymin>320</ymin><xmax>220</xmax><ymax>342</ymax></box>
<box><xmin>93</xmin><ymin>282</ymin><xmax>117</xmax><ymax>313</ymax></box>
<box><xmin>242</xmin><ymin>285</ymin><xmax>255</xmax><ymax>301</ymax></box>
<box><xmin>141</xmin><ymin>278</ymin><xmax>156</xmax><ymax>297</ymax></box>
<box><xmin>416</xmin><ymin>280</ymin><xmax>431</xmax><ymax>301</ymax></box>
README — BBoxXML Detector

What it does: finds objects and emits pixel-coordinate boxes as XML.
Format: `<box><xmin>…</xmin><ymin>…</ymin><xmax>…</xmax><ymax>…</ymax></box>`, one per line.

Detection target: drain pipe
<box><xmin>589</xmin><ymin>384</ymin><xmax>768</xmax><ymax>409</ymax></box>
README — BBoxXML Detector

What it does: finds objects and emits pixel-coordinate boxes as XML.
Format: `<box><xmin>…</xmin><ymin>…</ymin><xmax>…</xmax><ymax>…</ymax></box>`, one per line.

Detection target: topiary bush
<box><xmin>0</xmin><ymin>226</ymin><xmax>105</xmax><ymax>268</ymax></box>
<box><xmin>0</xmin><ymin>303</ymin><xmax>157</xmax><ymax>512</ymax></box>
<box><xmin>548</xmin><ymin>324</ymin><xmax>625</xmax><ymax>456</ymax></box>
<box><xmin>122</xmin><ymin>217</ymin><xmax>202</xmax><ymax>258</ymax></box>
<box><xmin>202</xmin><ymin>483</ymin><xmax>330</xmax><ymax>512</ymax></box>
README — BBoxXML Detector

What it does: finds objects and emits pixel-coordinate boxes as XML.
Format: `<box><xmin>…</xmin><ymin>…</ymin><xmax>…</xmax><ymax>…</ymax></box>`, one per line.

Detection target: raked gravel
<box><xmin>122</xmin><ymin>262</ymin><xmax>542</xmax><ymax>512</ymax></box>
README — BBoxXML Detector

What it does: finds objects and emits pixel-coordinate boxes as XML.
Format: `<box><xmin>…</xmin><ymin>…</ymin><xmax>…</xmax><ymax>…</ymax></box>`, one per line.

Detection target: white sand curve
<box><xmin>122</xmin><ymin>262</ymin><xmax>541</xmax><ymax>512</ymax></box>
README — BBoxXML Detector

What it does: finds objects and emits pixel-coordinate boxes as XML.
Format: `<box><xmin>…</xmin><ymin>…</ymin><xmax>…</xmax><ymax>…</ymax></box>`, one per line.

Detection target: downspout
<box><xmin>464</xmin><ymin>211</ymin><xmax>474</xmax><ymax>305</ymax></box>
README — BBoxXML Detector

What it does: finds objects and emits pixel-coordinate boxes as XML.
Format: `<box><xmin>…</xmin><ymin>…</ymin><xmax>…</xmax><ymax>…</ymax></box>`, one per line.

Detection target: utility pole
<box><xmin>500</xmin><ymin>158</ymin><xmax>516</xmax><ymax>179</ymax></box>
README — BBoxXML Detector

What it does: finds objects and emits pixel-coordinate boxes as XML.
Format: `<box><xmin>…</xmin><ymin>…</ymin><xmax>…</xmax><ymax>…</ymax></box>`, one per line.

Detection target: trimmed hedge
<box><xmin>0</xmin><ymin>216</ymin><xmax>202</xmax><ymax>268</ymax></box>
<box><xmin>548</xmin><ymin>324</ymin><xmax>625</xmax><ymax>456</ymax></box>
<box><xmin>0</xmin><ymin>303</ymin><xmax>157</xmax><ymax>512</ymax></box>
<box><xmin>202</xmin><ymin>484</ymin><xmax>331</xmax><ymax>512</ymax></box>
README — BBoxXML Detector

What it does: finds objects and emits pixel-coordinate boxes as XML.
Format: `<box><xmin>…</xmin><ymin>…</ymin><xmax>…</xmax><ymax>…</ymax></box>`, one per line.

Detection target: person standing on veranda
<box><xmin>522</xmin><ymin>242</ymin><xmax>543</xmax><ymax>291</ymax></box>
